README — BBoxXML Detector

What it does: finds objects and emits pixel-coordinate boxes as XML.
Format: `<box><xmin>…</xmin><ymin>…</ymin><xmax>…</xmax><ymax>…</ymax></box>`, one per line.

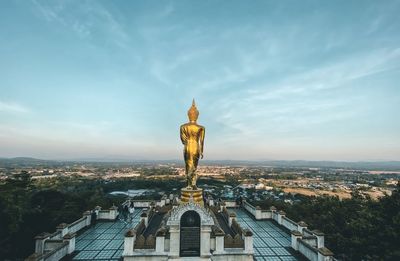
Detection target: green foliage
<box><xmin>0</xmin><ymin>175</ymin><xmax>118</xmax><ymax>260</ymax></box>
<box><xmin>254</xmin><ymin>184</ymin><xmax>400</xmax><ymax>260</ymax></box>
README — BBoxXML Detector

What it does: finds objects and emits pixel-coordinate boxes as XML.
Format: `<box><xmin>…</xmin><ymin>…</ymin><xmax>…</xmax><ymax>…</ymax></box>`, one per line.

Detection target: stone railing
<box><xmin>26</xmin><ymin>206</ymin><xmax>118</xmax><ymax>261</ymax></box>
<box><xmin>135</xmin><ymin>219</ymin><xmax>146</xmax><ymax>235</ymax></box>
<box><xmin>223</xmin><ymin>200</ymin><xmax>237</xmax><ymax>208</ymax></box>
<box><xmin>122</xmin><ymin>197</ymin><xmax>172</xmax><ymax>209</ymax></box>
<box><xmin>231</xmin><ymin>219</ymin><xmax>242</xmax><ymax>235</ymax></box>
<box><xmin>26</xmin><ymin>232</ymin><xmax>76</xmax><ymax>261</ymax></box>
<box><xmin>134</xmin><ymin>234</ymin><xmax>156</xmax><ymax>249</ymax></box>
<box><xmin>282</xmin><ymin>216</ymin><xmax>298</xmax><ymax>231</ymax></box>
<box><xmin>239</xmin><ymin>200</ymin><xmax>333</xmax><ymax>261</ymax></box>
<box><xmin>224</xmin><ymin>234</ymin><xmax>244</xmax><ymax>248</ymax></box>
<box><xmin>220</xmin><ymin>210</ymin><xmax>253</xmax><ymax>254</ymax></box>
<box><xmin>292</xmin><ymin>235</ymin><xmax>333</xmax><ymax>261</ymax></box>
<box><xmin>123</xmin><ymin>204</ymin><xmax>161</xmax><ymax>255</ymax></box>
<box><xmin>243</xmin><ymin>200</ymin><xmax>257</xmax><ymax>217</ymax></box>
<box><xmin>242</xmin><ymin>200</ymin><xmax>273</xmax><ymax>219</ymax></box>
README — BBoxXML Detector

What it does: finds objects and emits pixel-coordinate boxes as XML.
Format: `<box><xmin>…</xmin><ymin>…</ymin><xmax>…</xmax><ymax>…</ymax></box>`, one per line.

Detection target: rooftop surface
<box><xmin>72</xmin><ymin>210</ymin><xmax>142</xmax><ymax>260</ymax></box>
<box><xmin>232</xmin><ymin>208</ymin><xmax>302</xmax><ymax>261</ymax></box>
<box><xmin>71</xmin><ymin>208</ymin><xmax>301</xmax><ymax>260</ymax></box>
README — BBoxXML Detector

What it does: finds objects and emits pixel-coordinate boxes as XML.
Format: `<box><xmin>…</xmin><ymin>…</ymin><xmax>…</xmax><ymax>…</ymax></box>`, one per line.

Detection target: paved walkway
<box><xmin>232</xmin><ymin>208</ymin><xmax>301</xmax><ymax>261</ymax></box>
<box><xmin>72</xmin><ymin>209</ymin><xmax>142</xmax><ymax>260</ymax></box>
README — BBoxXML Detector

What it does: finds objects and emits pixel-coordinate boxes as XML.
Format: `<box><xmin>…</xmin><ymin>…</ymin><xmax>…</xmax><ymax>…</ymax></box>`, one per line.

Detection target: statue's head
<box><xmin>187</xmin><ymin>99</ymin><xmax>199</xmax><ymax>122</ymax></box>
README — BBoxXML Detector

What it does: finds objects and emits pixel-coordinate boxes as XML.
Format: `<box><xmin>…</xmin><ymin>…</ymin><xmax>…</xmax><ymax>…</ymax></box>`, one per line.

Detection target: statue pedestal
<box><xmin>180</xmin><ymin>188</ymin><xmax>203</xmax><ymax>205</ymax></box>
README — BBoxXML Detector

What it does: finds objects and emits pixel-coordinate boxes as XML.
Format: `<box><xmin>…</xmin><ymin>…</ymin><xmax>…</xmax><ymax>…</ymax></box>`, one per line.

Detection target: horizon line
<box><xmin>1</xmin><ymin>156</ymin><xmax>399</xmax><ymax>164</ymax></box>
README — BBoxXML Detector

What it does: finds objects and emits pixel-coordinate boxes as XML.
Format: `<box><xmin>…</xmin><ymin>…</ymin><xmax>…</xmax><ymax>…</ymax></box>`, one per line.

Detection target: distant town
<box><xmin>1</xmin><ymin>157</ymin><xmax>398</xmax><ymax>203</ymax></box>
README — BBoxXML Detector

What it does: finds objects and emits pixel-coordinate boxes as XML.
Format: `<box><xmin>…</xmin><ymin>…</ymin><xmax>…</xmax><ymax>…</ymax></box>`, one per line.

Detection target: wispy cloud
<box><xmin>207</xmin><ymin>47</ymin><xmax>400</xmax><ymax>143</ymax></box>
<box><xmin>31</xmin><ymin>0</ymin><xmax>129</xmax><ymax>47</ymax></box>
<box><xmin>1</xmin><ymin>1</ymin><xmax>399</xmax><ymax>160</ymax></box>
<box><xmin>0</xmin><ymin>101</ymin><xmax>30</xmax><ymax>113</ymax></box>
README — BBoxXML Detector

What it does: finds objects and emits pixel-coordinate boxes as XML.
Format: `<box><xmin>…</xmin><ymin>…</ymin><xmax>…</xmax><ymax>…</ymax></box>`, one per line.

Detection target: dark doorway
<box><xmin>180</xmin><ymin>210</ymin><xmax>201</xmax><ymax>257</ymax></box>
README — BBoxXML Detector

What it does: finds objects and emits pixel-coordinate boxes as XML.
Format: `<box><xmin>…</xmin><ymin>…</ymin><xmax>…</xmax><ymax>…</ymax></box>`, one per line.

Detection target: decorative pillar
<box><xmin>83</xmin><ymin>211</ymin><xmax>92</xmax><ymax>226</ymax></box>
<box><xmin>313</xmin><ymin>230</ymin><xmax>325</xmax><ymax>248</ymax></box>
<box><xmin>220</xmin><ymin>202</ymin><xmax>226</xmax><ymax>212</ymax></box>
<box><xmin>109</xmin><ymin>205</ymin><xmax>118</xmax><ymax>220</ymax></box>
<box><xmin>168</xmin><ymin>225</ymin><xmax>180</xmax><ymax>258</ymax></box>
<box><xmin>34</xmin><ymin>232</ymin><xmax>50</xmax><ymax>255</ymax></box>
<box><xmin>123</xmin><ymin>229</ymin><xmax>136</xmax><ymax>256</ymax></box>
<box><xmin>255</xmin><ymin>206</ymin><xmax>262</xmax><ymax>220</ymax></box>
<box><xmin>291</xmin><ymin>230</ymin><xmax>302</xmax><ymax>251</ymax></box>
<box><xmin>94</xmin><ymin>206</ymin><xmax>101</xmax><ymax>219</ymax></box>
<box><xmin>56</xmin><ymin>223</ymin><xmax>68</xmax><ymax>237</ymax></box>
<box><xmin>297</xmin><ymin>221</ymin><xmax>308</xmax><ymax>233</ymax></box>
<box><xmin>140</xmin><ymin>212</ymin><xmax>148</xmax><ymax>227</ymax></box>
<box><xmin>228</xmin><ymin>212</ymin><xmax>236</xmax><ymax>226</ymax></box>
<box><xmin>212</xmin><ymin>226</ymin><xmax>225</xmax><ymax>254</ymax></box>
<box><xmin>63</xmin><ymin>233</ymin><xmax>76</xmax><ymax>254</ymax></box>
<box><xmin>318</xmin><ymin>247</ymin><xmax>334</xmax><ymax>261</ymax></box>
<box><xmin>200</xmin><ymin>226</ymin><xmax>211</xmax><ymax>257</ymax></box>
<box><xmin>243</xmin><ymin>229</ymin><xmax>253</xmax><ymax>254</ymax></box>
<box><xmin>155</xmin><ymin>227</ymin><xmax>167</xmax><ymax>253</ymax></box>
<box><xmin>278</xmin><ymin>210</ymin><xmax>286</xmax><ymax>225</ymax></box>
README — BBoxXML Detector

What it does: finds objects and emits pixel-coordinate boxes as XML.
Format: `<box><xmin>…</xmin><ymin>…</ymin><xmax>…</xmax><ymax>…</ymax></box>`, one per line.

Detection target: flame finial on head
<box><xmin>187</xmin><ymin>98</ymin><xmax>199</xmax><ymax>122</ymax></box>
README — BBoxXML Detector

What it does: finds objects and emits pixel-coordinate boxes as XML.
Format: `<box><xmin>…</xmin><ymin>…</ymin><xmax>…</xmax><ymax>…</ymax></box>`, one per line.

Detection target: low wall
<box><xmin>127</xmin><ymin>200</ymin><xmax>152</xmax><ymax>208</ymax></box>
<box><xmin>243</xmin><ymin>201</ymin><xmax>257</xmax><ymax>217</ymax></box>
<box><xmin>42</xmin><ymin>242</ymin><xmax>69</xmax><ymax>261</ymax></box>
<box><xmin>27</xmin><ymin>206</ymin><xmax>118</xmax><ymax>261</ymax></box>
<box><xmin>224</xmin><ymin>201</ymin><xmax>237</xmax><ymax>208</ymax></box>
<box><xmin>282</xmin><ymin>216</ymin><xmax>298</xmax><ymax>231</ymax></box>
<box><xmin>298</xmin><ymin>239</ymin><xmax>318</xmax><ymax>261</ymax></box>
<box><xmin>242</xmin><ymin>201</ymin><xmax>333</xmax><ymax>261</ymax></box>
<box><xmin>68</xmin><ymin>217</ymin><xmax>87</xmax><ymax>234</ymax></box>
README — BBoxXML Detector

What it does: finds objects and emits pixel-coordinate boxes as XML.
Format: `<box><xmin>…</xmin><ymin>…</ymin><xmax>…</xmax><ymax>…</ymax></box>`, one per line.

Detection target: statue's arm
<box><xmin>200</xmin><ymin>127</ymin><xmax>205</xmax><ymax>158</ymax></box>
<box><xmin>180</xmin><ymin>126</ymin><xmax>187</xmax><ymax>145</ymax></box>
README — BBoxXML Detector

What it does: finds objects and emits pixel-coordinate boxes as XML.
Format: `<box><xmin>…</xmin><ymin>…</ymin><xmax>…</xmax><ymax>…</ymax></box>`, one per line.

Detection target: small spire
<box><xmin>188</xmin><ymin>98</ymin><xmax>199</xmax><ymax>121</ymax></box>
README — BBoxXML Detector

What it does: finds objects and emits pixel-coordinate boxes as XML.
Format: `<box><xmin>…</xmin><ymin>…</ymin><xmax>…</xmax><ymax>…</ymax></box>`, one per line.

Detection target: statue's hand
<box><xmin>200</xmin><ymin>153</ymin><xmax>204</xmax><ymax>159</ymax></box>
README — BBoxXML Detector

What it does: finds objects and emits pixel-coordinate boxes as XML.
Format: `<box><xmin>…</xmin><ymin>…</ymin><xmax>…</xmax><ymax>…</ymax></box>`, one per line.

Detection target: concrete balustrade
<box><xmin>26</xmin><ymin>206</ymin><xmax>119</xmax><ymax>261</ymax></box>
<box><xmin>243</xmin><ymin>229</ymin><xmax>253</xmax><ymax>254</ymax></box>
<box><xmin>237</xmin><ymin>201</ymin><xmax>333</xmax><ymax>261</ymax></box>
<box><xmin>123</xmin><ymin>230</ymin><xmax>136</xmax><ymax>256</ymax></box>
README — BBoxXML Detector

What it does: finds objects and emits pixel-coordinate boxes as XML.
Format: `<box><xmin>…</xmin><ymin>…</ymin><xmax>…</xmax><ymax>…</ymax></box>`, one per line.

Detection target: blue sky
<box><xmin>0</xmin><ymin>0</ymin><xmax>399</xmax><ymax>161</ymax></box>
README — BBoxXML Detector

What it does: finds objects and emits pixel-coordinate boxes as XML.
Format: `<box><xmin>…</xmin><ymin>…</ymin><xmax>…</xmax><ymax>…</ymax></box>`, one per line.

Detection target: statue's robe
<box><xmin>180</xmin><ymin>122</ymin><xmax>205</xmax><ymax>189</ymax></box>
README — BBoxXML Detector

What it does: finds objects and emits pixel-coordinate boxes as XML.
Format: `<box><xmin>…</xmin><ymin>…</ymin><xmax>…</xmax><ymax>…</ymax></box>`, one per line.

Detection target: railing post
<box><xmin>140</xmin><ymin>212</ymin><xmax>148</xmax><ymax>227</ymax></box>
<box><xmin>313</xmin><ymin>230</ymin><xmax>325</xmax><ymax>248</ymax></box>
<box><xmin>255</xmin><ymin>206</ymin><xmax>262</xmax><ymax>220</ymax></box>
<box><xmin>63</xmin><ymin>233</ymin><xmax>76</xmax><ymax>254</ymax></box>
<box><xmin>243</xmin><ymin>229</ymin><xmax>253</xmax><ymax>254</ymax></box>
<box><xmin>56</xmin><ymin>223</ymin><xmax>68</xmax><ymax>237</ymax></box>
<box><xmin>123</xmin><ymin>229</ymin><xmax>136</xmax><ymax>256</ymax></box>
<box><xmin>109</xmin><ymin>205</ymin><xmax>118</xmax><ymax>220</ymax></box>
<box><xmin>155</xmin><ymin>227</ymin><xmax>166</xmax><ymax>253</ymax></box>
<box><xmin>297</xmin><ymin>221</ymin><xmax>308</xmax><ymax>233</ymax></box>
<box><xmin>200</xmin><ymin>226</ymin><xmax>212</xmax><ymax>257</ymax></box>
<box><xmin>229</xmin><ymin>212</ymin><xmax>236</xmax><ymax>226</ymax></box>
<box><xmin>318</xmin><ymin>247</ymin><xmax>334</xmax><ymax>261</ymax></box>
<box><xmin>83</xmin><ymin>211</ymin><xmax>92</xmax><ymax>226</ymax></box>
<box><xmin>34</xmin><ymin>232</ymin><xmax>50</xmax><ymax>255</ymax></box>
<box><xmin>278</xmin><ymin>210</ymin><xmax>286</xmax><ymax>225</ymax></box>
<box><xmin>168</xmin><ymin>225</ymin><xmax>180</xmax><ymax>258</ymax></box>
<box><xmin>291</xmin><ymin>230</ymin><xmax>302</xmax><ymax>251</ymax></box>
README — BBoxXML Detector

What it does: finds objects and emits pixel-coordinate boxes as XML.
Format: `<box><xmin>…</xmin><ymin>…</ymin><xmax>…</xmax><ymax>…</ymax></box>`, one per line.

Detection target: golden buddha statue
<box><xmin>180</xmin><ymin>99</ymin><xmax>205</xmax><ymax>190</ymax></box>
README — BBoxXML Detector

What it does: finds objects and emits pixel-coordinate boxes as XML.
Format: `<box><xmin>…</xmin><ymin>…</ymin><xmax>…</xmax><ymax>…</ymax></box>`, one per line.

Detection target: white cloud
<box><xmin>32</xmin><ymin>0</ymin><xmax>129</xmax><ymax>47</ymax></box>
<box><xmin>0</xmin><ymin>101</ymin><xmax>30</xmax><ymax>113</ymax></box>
